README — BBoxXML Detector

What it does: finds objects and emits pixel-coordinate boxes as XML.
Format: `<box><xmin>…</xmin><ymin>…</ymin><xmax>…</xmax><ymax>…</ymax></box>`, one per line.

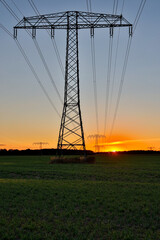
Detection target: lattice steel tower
<box><xmin>14</xmin><ymin>11</ymin><xmax>132</xmax><ymax>151</ymax></box>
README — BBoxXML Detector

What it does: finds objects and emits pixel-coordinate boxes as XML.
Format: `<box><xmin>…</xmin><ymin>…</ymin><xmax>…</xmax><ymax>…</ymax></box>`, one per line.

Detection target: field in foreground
<box><xmin>0</xmin><ymin>154</ymin><xmax>160</xmax><ymax>240</ymax></box>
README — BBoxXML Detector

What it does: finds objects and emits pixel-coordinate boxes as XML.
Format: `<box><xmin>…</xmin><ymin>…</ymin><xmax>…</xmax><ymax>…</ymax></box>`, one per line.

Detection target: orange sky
<box><xmin>86</xmin><ymin>136</ymin><xmax>160</xmax><ymax>152</ymax></box>
<box><xmin>1</xmin><ymin>131</ymin><xmax>160</xmax><ymax>152</ymax></box>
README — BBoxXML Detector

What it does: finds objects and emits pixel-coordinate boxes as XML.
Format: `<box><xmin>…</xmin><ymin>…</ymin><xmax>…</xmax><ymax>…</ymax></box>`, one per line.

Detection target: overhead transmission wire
<box><xmin>0</xmin><ymin>22</ymin><xmax>12</xmax><ymax>37</ymax></box>
<box><xmin>103</xmin><ymin>36</ymin><xmax>113</xmax><ymax>135</ymax></box>
<box><xmin>25</xmin><ymin>11</ymin><xmax>63</xmax><ymax>104</ymax></box>
<box><xmin>86</xmin><ymin>0</ymin><xmax>99</xmax><ymax>134</ymax></box>
<box><xmin>112</xmin><ymin>0</ymin><xmax>118</xmax><ymax>15</ymax></box>
<box><xmin>27</xmin><ymin>0</ymin><xmax>64</xmax><ymax>101</ymax></box>
<box><xmin>0</xmin><ymin>22</ymin><xmax>61</xmax><ymax>117</ymax></box>
<box><xmin>28</xmin><ymin>0</ymin><xmax>65</xmax><ymax>78</ymax></box>
<box><xmin>26</xmin><ymin>2</ymin><xmax>63</xmax><ymax>103</ymax></box>
<box><xmin>0</xmin><ymin>0</ymin><xmax>61</xmax><ymax>116</ymax></box>
<box><xmin>133</xmin><ymin>0</ymin><xmax>146</xmax><ymax>34</ymax></box>
<box><xmin>7</xmin><ymin>0</ymin><xmax>62</xmax><ymax>104</ymax></box>
<box><xmin>0</xmin><ymin>0</ymin><xmax>19</xmax><ymax>21</ymax></box>
<box><xmin>4</xmin><ymin>0</ymin><xmax>32</xmax><ymax>37</ymax></box>
<box><xmin>91</xmin><ymin>37</ymin><xmax>99</xmax><ymax>134</ymax></box>
<box><xmin>86</xmin><ymin>0</ymin><xmax>92</xmax><ymax>13</ymax></box>
<box><xmin>88</xmin><ymin>0</ymin><xmax>92</xmax><ymax>13</ymax></box>
<box><xmin>108</xmin><ymin>0</ymin><xmax>125</xmax><ymax>132</ymax></box>
<box><xmin>15</xmin><ymin>39</ymin><xmax>61</xmax><ymax>117</ymax></box>
<box><xmin>33</xmin><ymin>38</ymin><xmax>63</xmax><ymax>103</ymax></box>
<box><xmin>2</xmin><ymin>0</ymin><xmax>63</xmax><ymax>104</ymax></box>
<box><xmin>109</xmin><ymin>37</ymin><xmax>132</xmax><ymax>140</ymax></box>
<box><xmin>103</xmin><ymin>0</ymin><xmax>116</xmax><ymax>136</ymax></box>
<box><xmin>121</xmin><ymin>0</ymin><xmax>125</xmax><ymax>13</ymax></box>
<box><xmin>10</xmin><ymin>0</ymin><xmax>24</xmax><ymax>16</ymax></box>
<box><xmin>86</xmin><ymin>0</ymin><xmax>89</xmax><ymax>12</ymax></box>
<box><xmin>0</xmin><ymin>0</ymin><xmax>32</xmax><ymax>38</ymax></box>
<box><xmin>108</xmin><ymin>0</ymin><xmax>147</xmax><ymax>140</ymax></box>
<box><xmin>28</xmin><ymin>0</ymin><xmax>39</xmax><ymax>15</ymax></box>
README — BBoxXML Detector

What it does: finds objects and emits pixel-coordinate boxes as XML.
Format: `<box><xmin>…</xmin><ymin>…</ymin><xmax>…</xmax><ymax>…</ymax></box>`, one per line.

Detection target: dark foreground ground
<box><xmin>0</xmin><ymin>154</ymin><xmax>160</xmax><ymax>240</ymax></box>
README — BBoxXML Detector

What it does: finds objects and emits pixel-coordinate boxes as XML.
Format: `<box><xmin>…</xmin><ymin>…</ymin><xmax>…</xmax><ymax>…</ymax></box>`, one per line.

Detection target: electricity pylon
<box><xmin>33</xmin><ymin>142</ymin><xmax>48</xmax><ymax>150</ymax></box>
<box><xmin>14</xmin><ymin>11</ymin><xmax>132</xmax><ymax>151</ymax></box>
<box><xmin>88</xmin><ymin>134</ymin><xmax>106</xmax><ymax>152</ymax></box>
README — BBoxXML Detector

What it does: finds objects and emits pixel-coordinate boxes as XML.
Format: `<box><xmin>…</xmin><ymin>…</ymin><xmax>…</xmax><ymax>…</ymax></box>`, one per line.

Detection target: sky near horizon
<box><xmin>0</xmin><ymin>0</ymin><xmax>160</xmax><ymax>152</ymax></box>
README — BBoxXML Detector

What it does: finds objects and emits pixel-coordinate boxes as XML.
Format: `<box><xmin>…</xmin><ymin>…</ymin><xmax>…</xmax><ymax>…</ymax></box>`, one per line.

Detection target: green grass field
<box><xmin>0</xmin><ymin>154</ymin><xmax>160</xmax><ymax>240</ymax></box>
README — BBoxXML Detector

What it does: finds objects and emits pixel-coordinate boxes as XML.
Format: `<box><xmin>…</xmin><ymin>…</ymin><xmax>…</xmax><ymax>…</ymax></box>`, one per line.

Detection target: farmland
<box><xmin>0</xmin><ymin>154</ymin><xmax>160</xmax><ymax>240</ymax></box>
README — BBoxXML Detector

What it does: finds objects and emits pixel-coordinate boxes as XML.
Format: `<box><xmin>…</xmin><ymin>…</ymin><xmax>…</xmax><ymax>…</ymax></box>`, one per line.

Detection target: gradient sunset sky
<box><xmin>0</xmin><ymin>0</ymin><xmax>160</xmax><ymax>151</ymax></box>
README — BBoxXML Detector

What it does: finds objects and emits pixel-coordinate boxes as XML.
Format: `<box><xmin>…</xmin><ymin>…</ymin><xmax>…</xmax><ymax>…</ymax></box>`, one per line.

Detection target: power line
<box><xmin>15</xmin><ymin>39</ymin><xmax>61</xmax><ymax>117</ymax></box>
<box><xmin>0</xmin><ymin>22</ymin><xmax>61</xmax><ymax>117</ymax></box>
<box><xmin>10</xmin><ymin>0</ymin><xmax>24</xmax><ymax>17</ymax></box>
<box><xmin>91</xmin><ymin>37</ymin><xmax>99</xmax><ymax>134</ymax></box>
<box><xmin>108</xmin><ymin>0</ymin><xmax>126</xmax><ymax>133</ymax></box>
<box><xmin>113</xmin><ymin>0</ymin><xmax>116</xmax><ymax>14</ymax></box>
<box><xmin>108</xmin><ymin>29</ymin><xmax>120</xmax><ymax>120</ymax></box>
<box><xmin>51</xmin><ymin>39</ymin><xmax>65</xmax><ymax>78</ymax></box>
<box><xmin>0</xmin><ymin>1</ymin><xmax>61</xmax><ymax>116</ymax></box>
<box><xmin>3</xmin><ymin>0</ymin><xmax>32</xmax><ymax>37</ymax></box>
<box><xmin>1</xmin><ymin>0</ymin><xmax>62</xmax><ymax>105</ymax></box>
<box><xmin>0</xmin><ymin>23</ymin><xmax>13</xmax><ymax>38</ymax></box>
<box><xmin>104</xmin><ymin>0</ymin><xmax>120</xmax><ymax>136</ymax></box>
<box><xmin>113</xmin><ymin>0</ymin><xmax>118</xmax><ymax>15</ymax></box>
<box><xmin>104</xmin><ymin>35</ymin><xmax>113</xmax><ymax>135</ymax></box>
<box><xmin>0</xmin><ymin>0</ymin><xmax>20</xmax><ymax>21</ymax></box>
<box><xmin>89</xmin><ymin>0</ymin><xmax>92</xmax><ymax>12</ymax></box>
<box><xmin>108</xmin><ymin>0</ymin><xmax>146</xmax><ymax>139</ymax></box>
<box><xmin>133</xmin><ymin>0</ymin><xmax>146</xmax><ymax>34</ymax></box>
<box><xmin>121</xmin><ymin>0</ymin><xmax>125</xmax><ymax>13</ymax></box>
<box><xmin>28</xmin><ymin>0</ymin><xmax>65</xmax><ymax>79</ymax></box>
<box><xmin>86</xmin><ymin>0</ymin><xmax>92</xmax><ymax>12</ymax></box>
<box><xmin>109</xmin><ymin>36</ymin><xmax>132</xmax><ymax>140</ymax></box>
<box><xmin>86</xmin><ymin>0</ymin><xmax>89</xmax><ymax>12</ymax></box>
<box><xmin>33</xmin><ymin>38</ymin><xmax>63</xmax><ymax>104</ymax></box>
<box><xmin>28</xmin><ymin>0</ymin><xmax>39</xmax><ymax>15</ymax></box>
<box><xmin>86</xmin><ymin>0</ymin><xmax>99</xmax><ymax>134</ymax></box>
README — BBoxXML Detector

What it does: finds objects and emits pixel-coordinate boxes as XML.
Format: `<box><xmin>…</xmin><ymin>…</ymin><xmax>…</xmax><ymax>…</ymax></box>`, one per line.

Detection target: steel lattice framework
<box><xmin>14</xmin><ymin>11</ymin><xmax>132</xmax><ymax>151</ymax></box>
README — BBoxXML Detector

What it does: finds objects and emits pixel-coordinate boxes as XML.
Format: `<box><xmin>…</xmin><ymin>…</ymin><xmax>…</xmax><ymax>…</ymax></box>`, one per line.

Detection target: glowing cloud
<box><xmin>99</xmin><ymin>138</ymin><xmax>160</xmax><ymax>146</ymax></box>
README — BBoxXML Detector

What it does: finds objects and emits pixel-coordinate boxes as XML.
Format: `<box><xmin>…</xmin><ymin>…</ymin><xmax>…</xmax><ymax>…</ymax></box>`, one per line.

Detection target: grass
<box><xmin>0</xmin><ymin>154</ymin><xmax>160</xmax><ymax>239</ymax></box>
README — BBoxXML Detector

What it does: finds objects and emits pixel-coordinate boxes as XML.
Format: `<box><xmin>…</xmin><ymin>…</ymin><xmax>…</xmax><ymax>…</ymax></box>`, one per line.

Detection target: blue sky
<box><xmin>0</xmin><ymin>0</ymin><xmax>160</xmax><ymax>151</ymax></box>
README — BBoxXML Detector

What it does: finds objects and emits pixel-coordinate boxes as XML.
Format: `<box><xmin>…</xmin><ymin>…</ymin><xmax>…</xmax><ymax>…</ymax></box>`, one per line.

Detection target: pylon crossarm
<box><xmin>14</xmin><ymin>11</ymin><xmax>132</xmax><ymax>38</ymax></box>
